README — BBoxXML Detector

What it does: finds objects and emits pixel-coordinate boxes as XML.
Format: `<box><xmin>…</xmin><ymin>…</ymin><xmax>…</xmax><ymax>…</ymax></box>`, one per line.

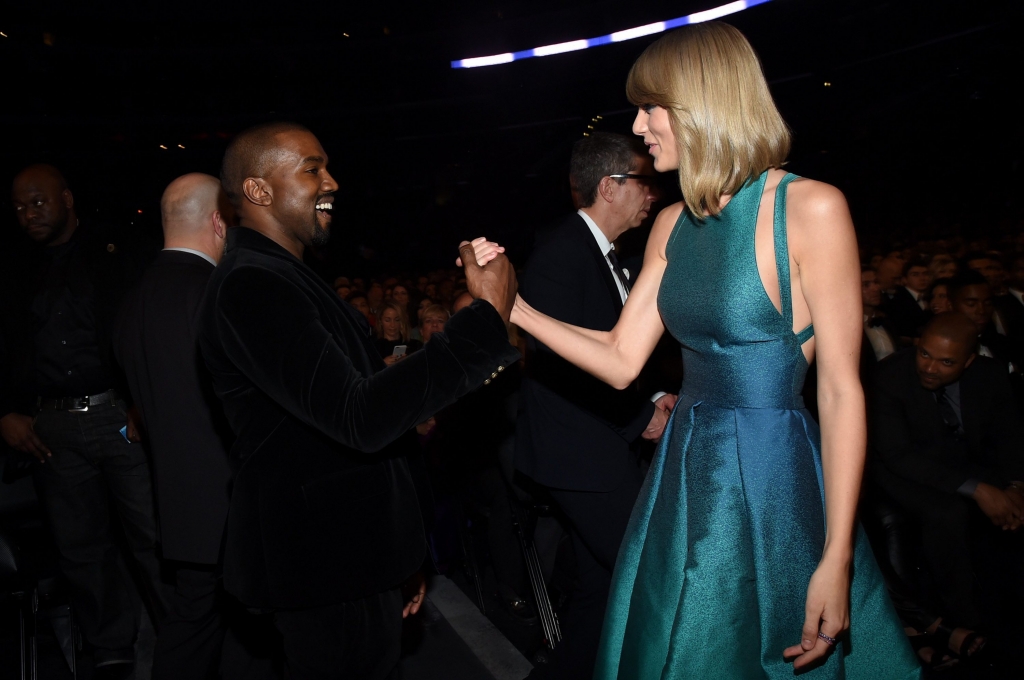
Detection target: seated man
<box><xmin>868</xmin><ymin>313</ymin><xmax>1024</xmax><ymax>630</ymax></box>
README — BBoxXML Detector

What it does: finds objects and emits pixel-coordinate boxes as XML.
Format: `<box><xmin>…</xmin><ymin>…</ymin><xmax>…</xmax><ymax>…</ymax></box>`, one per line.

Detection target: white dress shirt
<box><xmin>864</xmin><ymin>315</ymin><xmax>896</xmax><ymax>361</ymax></box>
<box><xmin>164</xmin><ymin>247</ymin><xmax>217</xmax><ymax>267</ymax></box>
<box><xmin>578</xmin><ymin>210</ymin><xmax>628</xmax><ymax>304</ymax></box>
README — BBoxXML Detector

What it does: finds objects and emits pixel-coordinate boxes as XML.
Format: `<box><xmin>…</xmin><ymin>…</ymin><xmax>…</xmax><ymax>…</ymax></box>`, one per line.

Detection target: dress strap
<box><xmin>773</xmin><ymin>173</ymin><xmax>814</xmax><ymax>342</ymax></box>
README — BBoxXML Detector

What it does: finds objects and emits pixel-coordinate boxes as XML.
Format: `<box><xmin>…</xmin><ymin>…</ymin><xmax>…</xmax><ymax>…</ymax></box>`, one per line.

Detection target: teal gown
<box><xmin>594</xmin><ymin>172</ymin><xmax>921</xmax><ymax>679</ymax></box>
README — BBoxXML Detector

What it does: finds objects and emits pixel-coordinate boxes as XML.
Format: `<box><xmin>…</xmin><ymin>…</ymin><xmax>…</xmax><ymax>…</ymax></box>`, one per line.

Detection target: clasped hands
<box><xmin>974</xmin><ymin>481</ymin><xmax>1024</xmax><ymax>531</ymax></box>
<box><xmin>456</xmin><ymin>237</ymin><xmax>517</xmax><ymax>322</ymax></box>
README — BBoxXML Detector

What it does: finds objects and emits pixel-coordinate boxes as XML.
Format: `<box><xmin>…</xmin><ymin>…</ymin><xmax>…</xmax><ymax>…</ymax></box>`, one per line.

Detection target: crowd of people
<box><xmin>1</xmin><ymin>19</ymin><xmax>1022</xmax><ymax>680</ymax></box>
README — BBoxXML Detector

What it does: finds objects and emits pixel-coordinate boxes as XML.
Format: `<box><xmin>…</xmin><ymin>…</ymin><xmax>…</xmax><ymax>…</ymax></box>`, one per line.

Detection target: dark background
<box><xmin>1</xmin><ymin>0</ymin><xmax>1021</xmax><ymax>276</ymax></box>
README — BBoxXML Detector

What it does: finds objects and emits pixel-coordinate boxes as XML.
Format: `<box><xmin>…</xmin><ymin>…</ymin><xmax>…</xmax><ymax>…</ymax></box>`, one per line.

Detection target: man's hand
<box><xmin>641</xmin><ymin>394</ymin><xmax>677</xmax><ymax>441</ymax></box>
<box><xmin>402</xmin><ymin>572</ymin><xmax>427</xmax><ymax>619</ymax></box>
<box><xmin>973</xmin><ymin>482</ymin><xmax>1023</xmax><ymax>530</ymax></box>
<box><xmin>459</xmin><ymin>241</ymin><xmax>517</xmax><ymax>322</ymax></box>
<box><xmin>125</xmin><ymin>405</ymin><xmax>143</xmax><ymax>443</ymax></box>
<box><xmin>654</xmin><ymin>393</ymin><xmax>678</xmax><ymax>413</ymax></box>
<box><xmin>0</xmin><ymin>412</ymin><xmax>51</xmax><ymax>462</ymax></box>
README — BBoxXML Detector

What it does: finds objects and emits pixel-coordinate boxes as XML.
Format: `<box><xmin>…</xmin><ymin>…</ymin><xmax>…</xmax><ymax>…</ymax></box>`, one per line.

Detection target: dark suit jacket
<box><xmin>198</xmin><ymin>228</ymin><xmax>519</xmax><ymax>609</ymax></box>
<box><xmin>868</xmin><ymin>349</ymin><xmax>1024</xmax><ymax>495</ymax></box>
<box><xmin>515</xmin><ymin>214</ymin><xmax>655</xmax><ymax>492</ymax></box>
<box><xmin>994</xmin><ymin>292</ymin><xmax>1024</xmax><ymax>341</ymax></box>
<box><xmin>882</xmin><ymin>286</ymin><xmax>930</xmax><ymax>341</ymax></box>
<box><xmin>113</xmin><ymin>250</ymin><xmax>231</xmax><ymax>565</ymax></box>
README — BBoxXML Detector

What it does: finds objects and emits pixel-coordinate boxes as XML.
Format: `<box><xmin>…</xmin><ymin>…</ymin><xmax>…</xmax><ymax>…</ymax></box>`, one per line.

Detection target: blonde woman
<box><xmin>472</xmin><ymin>22</ymin><xmax>918</xmax><ymax>679</ymax></box>
<box><xmin>375</xmin><ymin>301</ymin><xmax>421</xmax><ymax>365</ymax></box>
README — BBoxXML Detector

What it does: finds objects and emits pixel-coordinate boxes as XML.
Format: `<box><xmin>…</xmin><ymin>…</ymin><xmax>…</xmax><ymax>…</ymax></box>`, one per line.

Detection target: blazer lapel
<box><xmin>574</xmin><ymin>215</ymin><xmax>624</xmax><ymax>313</ymax></box>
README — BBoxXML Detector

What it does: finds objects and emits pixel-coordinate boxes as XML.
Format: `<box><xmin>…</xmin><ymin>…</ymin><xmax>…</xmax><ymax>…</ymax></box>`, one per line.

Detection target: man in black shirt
<box><xmin>0</xmin><ymin>164</ymin><xmax>166</xmax><ymax>679</ymax></box>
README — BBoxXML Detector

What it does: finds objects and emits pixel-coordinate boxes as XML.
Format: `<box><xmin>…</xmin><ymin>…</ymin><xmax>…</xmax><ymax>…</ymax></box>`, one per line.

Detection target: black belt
<box><xmin>38</xmin><ymin>389</ymin><xmax>120</xmax><ymax>412</ymax></box>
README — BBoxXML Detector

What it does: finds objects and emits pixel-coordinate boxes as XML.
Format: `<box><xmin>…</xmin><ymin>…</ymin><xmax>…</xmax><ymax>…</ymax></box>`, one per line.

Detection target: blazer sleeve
<box><xmin>211</xmin><ymin>266</ymin><xmax>520</xmax><ymax>454</ymax></box>
<box><xmin>522</xmin><ymin>243</ymin><xmax>655</xmax><ymax>443</ymax></box>
<box><xmin>869</xmin><ymin>375</ymin><xmax>995</xmax><ymax>494</ymax></box>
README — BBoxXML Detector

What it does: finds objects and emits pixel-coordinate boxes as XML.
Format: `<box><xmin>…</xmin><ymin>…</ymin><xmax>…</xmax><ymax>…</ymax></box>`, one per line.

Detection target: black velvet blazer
<box><xmin>198</xmin><ymin>228</ymin><xmax>519</xmax><ymax>609</ymax></box>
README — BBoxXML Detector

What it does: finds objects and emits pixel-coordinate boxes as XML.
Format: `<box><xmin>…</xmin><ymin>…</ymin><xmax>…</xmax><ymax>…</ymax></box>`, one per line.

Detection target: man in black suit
<box><xmin>198</xmin><ymin>122</ymin><xmax>519</xmax><ymax>679</ymax></box>
<box><xmin>1</xmin><ymin>165</ymin><xmax>165</xmax><ymax>679</ymax></box>
<box><xmin>516</xmin><ymin>133</ymin><xmax>673</xmax><ymax>680</ymax></box>
<box><xmin>860</xmin><ymin>266</ymin><xmax>897</xmax><ymax>379</ymax></box>
<box><xmin>949</xmin><ymin>269</ymin><xmax>1023</xmax><ymax>375</ymax></box>
<box><xmin>869</xmin><ymin>313</ymin><xmax>1024</xmax><ymax>627</ymax></box>
<box><xmin>882</xmin><ymin>256</ymin><xmax>931</xmax><ymax>344</ymax></box>
<box><xmin>994</xmin><ymin>254</ymin><xmax>1024</xmax><ymax>341</ymax></box>
<box><xmin>114</xmin><ymin>173</ymin><xmax>259</xmax><ymax>679</ymax></box>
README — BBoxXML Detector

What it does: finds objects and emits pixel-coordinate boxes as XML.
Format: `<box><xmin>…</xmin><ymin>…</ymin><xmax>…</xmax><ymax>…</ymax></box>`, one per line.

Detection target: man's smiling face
<box><xmin>263</xmin><ymin>130</ymin><xmax>339</xmax><ymax>247</ymax></box>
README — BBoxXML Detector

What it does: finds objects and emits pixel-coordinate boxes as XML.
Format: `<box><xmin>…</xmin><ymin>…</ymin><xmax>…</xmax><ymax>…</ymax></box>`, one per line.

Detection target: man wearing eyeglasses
<box><xmin>515</xmin><ymin>132</ymin><xmax>674</xmax><ymax>680</ymax></box>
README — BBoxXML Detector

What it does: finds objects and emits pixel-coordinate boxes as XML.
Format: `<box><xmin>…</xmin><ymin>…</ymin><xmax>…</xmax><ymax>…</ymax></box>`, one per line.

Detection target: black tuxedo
<box><xmin>198</xmin><ymin>228</ymin><xmax>518</xmax><ymax>611</ymax></box>
<box><xmin>881</xmin><ymin>286</ymin><xmax>930</xmax><ymax>341</ymax></box>
<box><xmin>114</xmin><ymin>250</ymin><xmax>231</xmax><ymax>565</ymax></box>
<box><xmin>515</xmin><ymin>213</ymin><xmax>654</xmax><ymax>680</ymax></box>
<box><xmin>868</xmin><ymin>349</ymin><xmax>1024</xmax><ymax>625</ymax></box>
<box><xmin>516</xmin><ymin>213</ymin><xmax>654</xmax><ymax>492</ymax></box>
<box><xmin>995</xmin><ymin>291</ymin><xmax>1024</xmax><ymax>341</ymax></box>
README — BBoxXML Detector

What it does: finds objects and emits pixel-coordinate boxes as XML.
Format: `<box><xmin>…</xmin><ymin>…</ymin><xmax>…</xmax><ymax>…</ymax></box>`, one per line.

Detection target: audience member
<box><xmin>346</xmin><ymin>290</ymin><xmax>375</xmax><ymax>329</ymax></box>
<box><xmin>375</xmin><ymin>300</ymin><xmax>422</xmax><ymax>365</ymax></box>
<box><xmin>0</xmin><ymin>164</ymin><xmax>167</xmax><ymax>679</ymax></box>
<box><xmin>948</xmin><ymin>270</ymin><xmax>1022</xmax><ymax>373</ymax></box>
<box><xmin>994</xmin><ymin>253</ymin><xmax>1024</xmax><ymax>341</ymax></box>
<box><xmin>869</xmin><ymin>313</ymin><xmax>1024</xmax><ymax>639</ymax></box>
<box><xmin>929</xmin><ymin>254</ymin><xmax>957</xmax><ymax>280</ymax></box>
<box><xmin>419</xmin><ymin>304</ymin><xmax>450</xmax><ymax>344</ymax></box>
<box><xmin>861</xmin><ymin>266</ymin><xmax>897</xmax><ymax>378</ymax></box>
<box><xmin>882</xmin><ymin>256</ymin><xmax>932</xmax><ymax>343</ymax></box>
<box><xmin>199</xmin><ymin>122</ymin><xmax>519</xmax><ymax>679</ymax></box>
<box><xmin>927</xmin><ymin>277</ymin><xmax>954</xmax><ymax>315</ymax></box>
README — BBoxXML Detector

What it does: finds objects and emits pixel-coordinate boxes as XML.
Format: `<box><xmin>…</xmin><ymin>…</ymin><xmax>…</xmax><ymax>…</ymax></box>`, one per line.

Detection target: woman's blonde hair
<box><xmin>376</xmin><ymin>300</ymin><xmax>410</xmax><ymax>342</ymax></box>
<box><xmin>626</xmin><ymin>22</ymin><xmax>790</xmax><ymax>218</ymax></box>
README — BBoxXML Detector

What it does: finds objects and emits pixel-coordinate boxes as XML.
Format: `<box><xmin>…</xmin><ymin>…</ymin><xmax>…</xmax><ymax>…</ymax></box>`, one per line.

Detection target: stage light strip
<box><xmin>452</xmin><ymin>0</ymin><xmax>771</xmax><ymax>69</ymax></box>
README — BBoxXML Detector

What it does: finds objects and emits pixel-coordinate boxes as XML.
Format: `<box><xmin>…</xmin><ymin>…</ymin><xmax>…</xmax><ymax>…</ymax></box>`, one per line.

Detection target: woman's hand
<box><xmin>455</xmin><ymin>237</ymin><xmax>504</xmax><ymax>267</ymax></box>
<box><xmin>783</xmin><ymin>555</ymin><xmax>851</xmax><ymax>670</ymax></box>
<box><xmin>510</xmin><ymin>294</ymin><xmax>527</xmax><ymax>326</ymax></box>
<box><xmin>382</xmin><ymin>354</ymin><xmax>401</xmax><ymax>366</ymax></box>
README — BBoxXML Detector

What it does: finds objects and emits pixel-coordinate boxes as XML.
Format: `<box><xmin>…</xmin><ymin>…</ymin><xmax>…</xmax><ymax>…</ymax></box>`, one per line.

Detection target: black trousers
<box><xmin>32</xmin><ymin>400</ymin><xmax>168</xmax><ymax>664</ymax></box>
<box><xmin>154</xmin><ymin>563</ymin><xmax>281</xmax><ymax>680</ymax></box>
<box><xmin>875</xmin><ymin>467</ymin><xmax>1024</xmax><ymax>627</ymax></box>
<box><xmin>529</xmin><ymin>461</ymin><xmax>644</xmax><ymax>680</ymax></box>
<box><xmin>273</xmin><ymin>588</ymin><xmax>404</xmax><ymax>680</ymax></box>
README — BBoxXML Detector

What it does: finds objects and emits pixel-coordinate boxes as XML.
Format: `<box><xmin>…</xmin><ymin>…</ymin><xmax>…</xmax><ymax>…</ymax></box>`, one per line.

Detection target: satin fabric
<box><xmin>595</xmin><ymin>172</ymin><xmax>920</xmax><ymax>679</ymax></box>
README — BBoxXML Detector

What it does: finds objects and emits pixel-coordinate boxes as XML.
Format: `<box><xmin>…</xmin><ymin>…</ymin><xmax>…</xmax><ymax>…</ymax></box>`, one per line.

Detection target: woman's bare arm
<box><xmin>783</xmin><ymin>180</ymin><xmax>865</xmax><ymax>669</ymax></box>
<box><xmin>509</xmin><ymin>203</ymin><xmax>683</xmax><ymax>389</ymax></box>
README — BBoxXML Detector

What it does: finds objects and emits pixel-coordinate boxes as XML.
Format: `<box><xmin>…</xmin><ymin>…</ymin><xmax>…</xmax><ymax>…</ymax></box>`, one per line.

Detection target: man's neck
<box><xmin>240</xmin><ymin>220</ymin><xmax>303</xmax><ymax>260</ymax></box>
<box><xmin>579</xmin><ymin>207</ymin><xmax>624</xmax><ymax>243</ymax></box>
<box><xmin>863</xmin><ymin>305</ymin><xmax>878</xmax><ymax>319</ymax></box>
<box><xmin>163</xmin><ymin>240</ymin><xmax>217</xmax><ymax>263</ymax></box>
<box><xmin>46</xmin><ymin>217</ymin><xmax>79</xmax><ymax>248</ymax></box>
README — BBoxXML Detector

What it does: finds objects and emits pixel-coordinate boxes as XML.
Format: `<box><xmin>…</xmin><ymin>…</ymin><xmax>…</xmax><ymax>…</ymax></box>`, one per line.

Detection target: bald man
<box><xmin>869</xmin><ymin>313</ymin><xmax>1024</xmax><ymax>628</ymax></box>
<box><xmin>1</xmin><ymin>164</ymin><xmax>163</xmax><ymax>679</ymax></box>
<box><xmin>114</xmin><ymin>173</ymin><xmax>250</xmax><ymax>679</ymax></box>
<box><xmin>198</xmin><ymin>122</ymin><xmax>518</xmax><ymax>679</ymax></box>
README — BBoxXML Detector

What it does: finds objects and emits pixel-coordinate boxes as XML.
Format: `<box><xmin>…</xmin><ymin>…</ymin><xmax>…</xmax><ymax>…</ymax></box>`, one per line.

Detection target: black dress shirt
<box><xmin>31</xmin><ymin>235</ymin><xmax>109</xmax><ymax>397</ymax></box>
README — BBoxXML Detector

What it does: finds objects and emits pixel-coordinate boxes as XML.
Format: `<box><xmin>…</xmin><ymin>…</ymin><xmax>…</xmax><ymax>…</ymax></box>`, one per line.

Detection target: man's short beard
<box><xmin>311</xmin><ymin>221</ymin><xmax>330</xmax><ymax>247</ymax></box>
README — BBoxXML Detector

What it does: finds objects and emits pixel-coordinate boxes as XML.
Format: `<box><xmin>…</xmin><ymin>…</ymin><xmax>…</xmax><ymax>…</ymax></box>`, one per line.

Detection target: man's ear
<box><xmin>597</xmin><ymin>176</ymin><xmax>617</xmax><ymax>204</ymax></box>
<box><xmin>242</xmin><ymin>178</ymin><xmax>272</xmax><ymax>207</ymax></box>
<box><xmin>62</xmin><ymin>188</ymin><xmax>75</xmax><ymax>209</ymax></box>
<box><xmin>964</xmin><ymin>352</ymin><xmax>977</xmax><ymax>369</ymax></box>
<box><xmin>212</xmin><ymin>210</ymin><xmax>227</xmax><ymax>240</ymax></box>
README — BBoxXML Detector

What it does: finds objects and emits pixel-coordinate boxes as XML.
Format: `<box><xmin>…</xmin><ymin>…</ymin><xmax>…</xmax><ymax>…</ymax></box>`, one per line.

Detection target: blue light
<box><xmin>452</xmin><ymin>0</ymin><xmax>772</xmax><ymax>69</ymax></box>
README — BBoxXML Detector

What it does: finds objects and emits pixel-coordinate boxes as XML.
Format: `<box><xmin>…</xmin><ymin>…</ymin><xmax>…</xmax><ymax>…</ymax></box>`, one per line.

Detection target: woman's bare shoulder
<box><xmin>787</xmin><ymin>177</ymin><xmax>849</xmax><ymax>218</ymax></box>
<box><xmin>648</xmin><ymin>201</ymin><xmax>686</xmax><ymax>260</ymax></box>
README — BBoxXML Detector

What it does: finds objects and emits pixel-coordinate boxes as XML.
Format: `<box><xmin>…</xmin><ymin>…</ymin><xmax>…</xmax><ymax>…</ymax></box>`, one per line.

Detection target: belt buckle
<box><xmin>69</xmin><ymin>396</ymin><xmax>90</xmax><ymax>412</ymax></box>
